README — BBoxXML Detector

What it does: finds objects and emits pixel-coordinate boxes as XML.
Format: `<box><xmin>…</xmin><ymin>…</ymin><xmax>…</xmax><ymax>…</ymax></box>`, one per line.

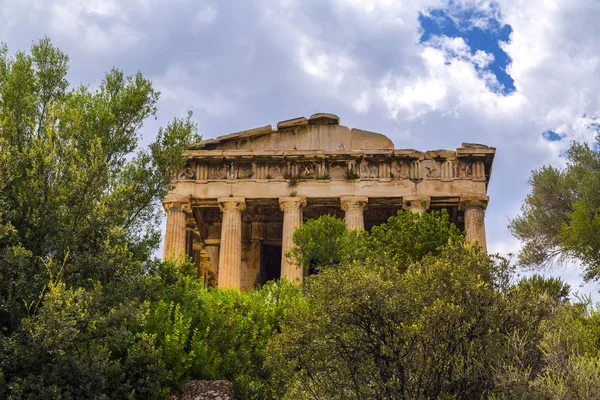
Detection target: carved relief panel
<box><xmin>359</xmin><ymin>160</ymin><xmax>379</xmax><ymax>179</ymax></box>
<box><xmin>267</xmin><ymin>164</ymin><xmax>284</xmax><ymax>179</ymax></box>
<box><xmin>455</xmin><ymin>160</ymin><xmax>473</xmax><ymax>178</ymax></box>
<box><xmin>421</xmin><ymin>160</ymin><xmax>440</xmax><ymax>179</ymax></box>
<box><xmin>210</xmin><ymin>164</ymin><xmax>227</xmax><ymax>180</ymax></box>
<box><xmin>178</xmin><ymin>166</ymin><xmax>196</xmax><ymax>180</ymax></box>
<box><xmin>237</xmin><ymin>163</ymin><xmax>255</xmax><ymax>179</ymax></box>
<box><xmin>329</xmin><ymin>162</ymin><xmax>347</xmax><ymax>180</ymax></box>
<box><xmin>297</xmin><ymin>162</ymin><xmax>317</xmax><ymax>179</ymax></box>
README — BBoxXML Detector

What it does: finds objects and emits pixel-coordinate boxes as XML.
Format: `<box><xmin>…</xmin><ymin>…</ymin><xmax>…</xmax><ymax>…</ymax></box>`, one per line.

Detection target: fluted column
<box><xmin>163</xmin><ymin>200</ymin><xmax>191</xmax><ymax>263</ymax></box>
<box><xmin>460</xmin><ymin>195</ymin><xmax>489</xmax><ymax>251</ymax></box>
<box><xmin>217</xmin><ymin>197</ymin><xmax>246</xmax><ymax>289</ymax></box>
<box><xmin>279</xmin><ymin>197</ymin><xmax>307</xmax><ymax>283</ymax></box>
<box><xmin>402</xmin><ymin>195</ymin><xmax>430</xmax><ymax>214</ymax></box>
<box><xmin>341</xmin><ymin>196</ymin><xmax>368</xmax><ymax>230</ymax></box>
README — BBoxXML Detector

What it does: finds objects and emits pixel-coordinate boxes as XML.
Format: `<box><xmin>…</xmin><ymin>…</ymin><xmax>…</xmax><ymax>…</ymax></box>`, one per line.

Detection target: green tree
<box><xmin>271</xmin><ymin>211</ymin><xmax>514</xmax><ymax>399</ymax></box>
<box><xmin>289</xmin><ymin>214</ymin><xmax>348</xmax><ymax>273</ymax></box>
<box><xmin>0</xmin><ymin>37</ymin><xmax>199</xmax><ymax>333</ymax></box>
<box><xmin>493</xmin><ymin>299</ymin><xmax>600</xmax><ymax>399</ymax></box>
<box><xmin>509</xmin><ymin>137</ymin><xmax>600</xmax><ymax>280</ymax></box>
<box><xmin>290</xmin><ymin>209</ymin><xmax>463</xmax><ymax>274</ymax></box>
<box><xmin>143</xmin><ymin>265</ymin><xmax>304</xmax><ymax>400</ymax></box>
<box><xmin>271</xmin><ymin>211</ymin><xmax>585</xmax><ymax>400</ymax></box>
<box><xmin>0</xmin><ymin>38</ymin><xmax>200</xmax><ymax>398</ymax></box>
<box><xmin>270</xmin><ymin>242</ymin><xmax>512</xmax><ymax>399</ymax></box>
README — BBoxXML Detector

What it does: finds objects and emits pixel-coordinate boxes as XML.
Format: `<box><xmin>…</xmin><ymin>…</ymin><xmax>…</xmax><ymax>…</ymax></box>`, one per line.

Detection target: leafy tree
<box><xmin>270</xmin><ymin>242</ymin><xmax>512</xmax><ymax>399</ymax></box>
<box><xmin>291</xmin><ymin>209</ymin><xmax>463</xmax><ymax>274</ymax></box>
<box><xmin>493</xmin><ymin>299</ymin><xmax>600</xmax><ymax>399</ymax></box>
<box><xmin>509</xmin><ymin>137</ymin><xmax>600</xmax><ymax>280</ymax></box>
<box><xmin>144</xmin><ymin>265</ymin><xmax>304</xmax><ymax>400</ymax></box>
<box><xmin>289</xmin><ymin>215</ymin><xmax>347</xmax><ymax>273</ymax></box>
<box><xmin>357</xmin><ymin>208</ymin><xmax>463</xmax><ymax>271</ymax></box>
<box><xmin>0</xmin><ymin>37</ymin><xmax>199</xmax><ymax>333</ymax></box>
<box><xmin>273</xmin><ymin>211</ymin><xmax>510</xmax><ymax>399</ymax></box>
<box><xmin>272</xmin><ymin>211</ymin><xmax>589</xmax><ymax>400</ymax></box>
<box><xmin>0</xmin><ymin>38</ymin><xmax>199</xmax><ymax>398</ymax></box>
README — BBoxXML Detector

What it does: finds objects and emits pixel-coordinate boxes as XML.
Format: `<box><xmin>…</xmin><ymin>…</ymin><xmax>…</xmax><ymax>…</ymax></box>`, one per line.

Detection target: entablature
<box><xmin>178</xmin><ymin>143</ymin><xmax>495</xmax><ymax>186</ymax></box>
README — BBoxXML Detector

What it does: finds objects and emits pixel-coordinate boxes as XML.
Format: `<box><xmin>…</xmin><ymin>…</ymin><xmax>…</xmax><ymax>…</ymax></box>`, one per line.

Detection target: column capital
<box><xmin>402</xmin><ymin>195</ymin><xmax>431</xmax><ymax>211</ymax></box>
<box><xmin>279</xmin><ymin>197</ymin><xmax>307</xmax><ymax>211</ymax></box>
<box><xmin>192</xmin><ymin>242</ymin><xmax>205</xmax><ymax>252</ymax></box>
<box><xmin>459</xmin><ymin>195</ymin><xmax>489</xmax><ymax>211</ymax></box>
<box><xmin>163</xmin><ymin>199</ymin><xmax>191</xmax><ymax>213</ymax></box>
<box><xmin>340</xmin><ymin>196</ymin><xmax>368</xmax><ymax>211</ymax></box>
<box><xmin>218</xmin><ymin>197</ymin><xmax>246</xmax><ymax>212</ymax></box>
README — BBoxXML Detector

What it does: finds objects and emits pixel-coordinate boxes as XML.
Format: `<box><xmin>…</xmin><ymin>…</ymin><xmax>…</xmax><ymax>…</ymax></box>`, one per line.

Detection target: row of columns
<box><xmin>163</xmin><ymin>195</ymin><xmax>488</xmax><ymax>289</ymax></box>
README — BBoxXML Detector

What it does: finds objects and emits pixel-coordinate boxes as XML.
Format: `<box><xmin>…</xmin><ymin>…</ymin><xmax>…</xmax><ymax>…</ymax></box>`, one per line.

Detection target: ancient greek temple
<box><xmin>162</xmin><ymin>113</ymin><xmax>495</xmax><ymax>289</ymax></box>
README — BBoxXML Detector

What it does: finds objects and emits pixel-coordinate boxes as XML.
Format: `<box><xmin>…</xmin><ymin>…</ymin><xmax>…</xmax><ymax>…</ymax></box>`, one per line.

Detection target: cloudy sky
<box><xmin>3</xmin><ymin>0</ymin><xmax>600</xmax><ymax>297</ymax></box>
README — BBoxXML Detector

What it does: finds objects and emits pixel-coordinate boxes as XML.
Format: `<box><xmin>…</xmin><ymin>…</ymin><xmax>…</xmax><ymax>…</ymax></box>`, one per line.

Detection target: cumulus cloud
<box><xmin>3</xmin><ymin>0</ymin><xmax>600</xmax><ymax>296</ymax></box>
<box><xmin>377</xmin><ymin>41</ymin><xmax>524</xmax><ymax>120</ymax></box>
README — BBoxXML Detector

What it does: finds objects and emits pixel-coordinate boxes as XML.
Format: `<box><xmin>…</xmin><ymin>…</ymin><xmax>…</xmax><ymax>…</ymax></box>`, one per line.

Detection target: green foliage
<box><xmin>271</xmin><ymin>242</ymin><xmax>513</xmax><ymax>399</ymax></box>
<box><xmin>290</xmin><ymin>215</ymin><xmax>347</xmax><ymax>272</ymax></box>
<box><xmin>144</xmin><ymin>270</ymin><xmax>303</xmax><ymax>400</ymax></box>
<box><xmin>0</xmin><ymin>38</ymin><xmax>202</xmax><ymax>398</ymax></box>
<box><xmin>274</xmin><ymin>211</ymin><xmax>600</xmax><ymax>400</ymax></box>
<box><xmin>493</xmin><ymin>300</ymin><xmax>600</xmax><ymax>399</ymax></box>
<box><xmin>0</xmin><ymin>37</ymin><xmax>200</xmax><ymax>335</ymax></box>
<box><xmin>357</xmin><ymin>208</ymin><xmax>464</xmax><ymax>271</ymax></box>
<box><xmin>514</xmin><ymin>274</ymin><xmax>571</xmax><ymax>303</ymax></box>
<box><xmin>510</xmin><ymin>137</ymin><xmax>600</xmax><ymax>280</ymax></box>
<box><xmin>2</xmin><ymin>278</ymin><xmax>170</xmax><ymax>399</ymax></box>
<box><xmin>291</xmin><ymin>209</ymin><xmax>463</xmax><ymax>275</ymax></box>
<box><xmin>345</xmin><ymin>170</ymin><xmax>359</xmax><ymax>180</ymax></box>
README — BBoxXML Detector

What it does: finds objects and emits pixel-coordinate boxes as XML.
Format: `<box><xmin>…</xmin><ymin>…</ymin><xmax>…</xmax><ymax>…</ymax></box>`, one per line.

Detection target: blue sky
<box><xmin>419</xmin><ymin>3</ymin><xmax>515</xmax><ymax>94</ymax></box>
<box><xmin>2</xmin><ymin>0</ymin><xmax>600</xmax><ymax>298</ymax></box>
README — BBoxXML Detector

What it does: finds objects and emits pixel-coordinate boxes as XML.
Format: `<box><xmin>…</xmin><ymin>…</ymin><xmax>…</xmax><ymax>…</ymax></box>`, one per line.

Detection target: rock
<box><xmin>277</xmin><ymin>116</ymin><xmax>308</xmax><ymax>130</ymax></box>
<box><xmin>308</xmin><ymin>112</ymin><xmax>340</xmax><ymax>125</ymax></box>
<box><xmin>169</xmin><ymin>380</ymin><xmax>234</xmax><ymax>400</ymax></box>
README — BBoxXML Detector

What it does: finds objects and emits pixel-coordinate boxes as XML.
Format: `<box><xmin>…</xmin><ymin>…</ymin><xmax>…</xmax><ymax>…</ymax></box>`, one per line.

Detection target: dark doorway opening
<box><xmin>259</xmin><ymin>244</ymin><xmax>281</xmax><ymax>285</ymax></box>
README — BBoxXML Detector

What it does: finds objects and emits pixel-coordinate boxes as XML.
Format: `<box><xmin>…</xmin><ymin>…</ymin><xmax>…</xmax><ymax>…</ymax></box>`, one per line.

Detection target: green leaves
<box><xmin>290</xmin><ymin>214</ymin><xmax>347</xmax><ymax>272</ymax></box>
<box><xmin>0</xmin><ymin>38</ymin><xmax>201</xmax><ymax>399</ymax></box>
<box><xmin>291</xmin><ymin>208</ymin><xmax>463</xmax><ymax>275</ymax></box>
<box><xmin>510</xmin><ymin>137</ymin><xmax>600</xmax><ymax>280</ymax></box>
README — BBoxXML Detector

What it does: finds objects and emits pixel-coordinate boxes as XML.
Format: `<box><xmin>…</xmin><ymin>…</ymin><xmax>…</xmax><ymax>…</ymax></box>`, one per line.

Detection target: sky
<box><xmin>2</xmin><ymin>0</ymin><xmax>600</xmax><ymax>298</ymax></box>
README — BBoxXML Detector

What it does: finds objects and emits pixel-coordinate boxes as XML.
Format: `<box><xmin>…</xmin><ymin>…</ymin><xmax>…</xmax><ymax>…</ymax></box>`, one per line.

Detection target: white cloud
<box><xmin>47</xmin><ymin>0</ymin><xmax>143</xmax><ymax>52</ymax></box>
<box><xmin>378</xmin><ymin>42</ymin><xmax>525</xmax><ymax>120</ymax></box>
<box><xmin>154</xmin><ymin>64</ymin><xmax>236</xmax><ymax>117</ymax></box>
<box><xmin>3</xmin><ymin>0</ymin><xmax>600</xmax><ymax>294</ymax></box>
<box><xmin>353</xmin><ymin>91</ymin><xmax>370</xmax><ymax>114</ymax></box>
<box><xmin>297</xmin><ymin>38</ymin><xmax>356</xmax><ymax>85</ymax></box>
<box><xmin>193</xmin><ymin>5</ymin><xmax>218</xmax><ymax>27</ymax></box>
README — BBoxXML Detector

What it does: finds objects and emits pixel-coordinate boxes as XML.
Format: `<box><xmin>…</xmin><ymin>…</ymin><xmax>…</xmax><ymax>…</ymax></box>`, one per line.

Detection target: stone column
<box><xmin>193</xmin><ymin>242</ymin><xmax>213</xmax><ymax>287</ymax></box>
<box><xmin>460</xmin><ymin>195</ymin><xmax>489</xmax><ymax>251</ymax></box>
<box><xmin>217</xmin><ymin>197</ymin><xmax>246</xmax><ymax>289</ymax></box>
<box><xmin>340</xmin><ymin>196</ymin><xmax>368</xmax><ymax>230</ymax></box>
<box><xmin>279</xmin><ymin>197</ymin><xmax>307</xmax><ymax>283</ymax></box>
<box><xmin>402</xmin><ymin>195</ymin><xmax>430</xmax><ymax>214</ymax></box>
<box><xmin>163</xmin><ymin>200</ymin><xmax>191</xmax><ymax>263</ymax></box>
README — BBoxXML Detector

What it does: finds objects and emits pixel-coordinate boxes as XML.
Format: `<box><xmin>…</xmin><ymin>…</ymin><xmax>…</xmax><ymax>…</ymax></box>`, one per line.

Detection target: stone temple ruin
<box><xmin>162</xmin><ymin>113</ymin><xmax>495</xmax><ymax>289</ymax></box>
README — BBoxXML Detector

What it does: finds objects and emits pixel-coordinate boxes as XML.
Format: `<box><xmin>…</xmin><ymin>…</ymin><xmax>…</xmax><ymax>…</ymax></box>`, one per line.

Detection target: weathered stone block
<box><xmin>169</xmin><ymin>380</ymin><xmax>234</xmax><ymax>400</ymax></box>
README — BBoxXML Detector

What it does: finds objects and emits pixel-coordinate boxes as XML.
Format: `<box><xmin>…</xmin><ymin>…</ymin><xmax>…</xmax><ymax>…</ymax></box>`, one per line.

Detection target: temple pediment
<box><xmin>194</xmin><ymin>113</ymin><xmax>394</xmax><ymax>151</ymax></box>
